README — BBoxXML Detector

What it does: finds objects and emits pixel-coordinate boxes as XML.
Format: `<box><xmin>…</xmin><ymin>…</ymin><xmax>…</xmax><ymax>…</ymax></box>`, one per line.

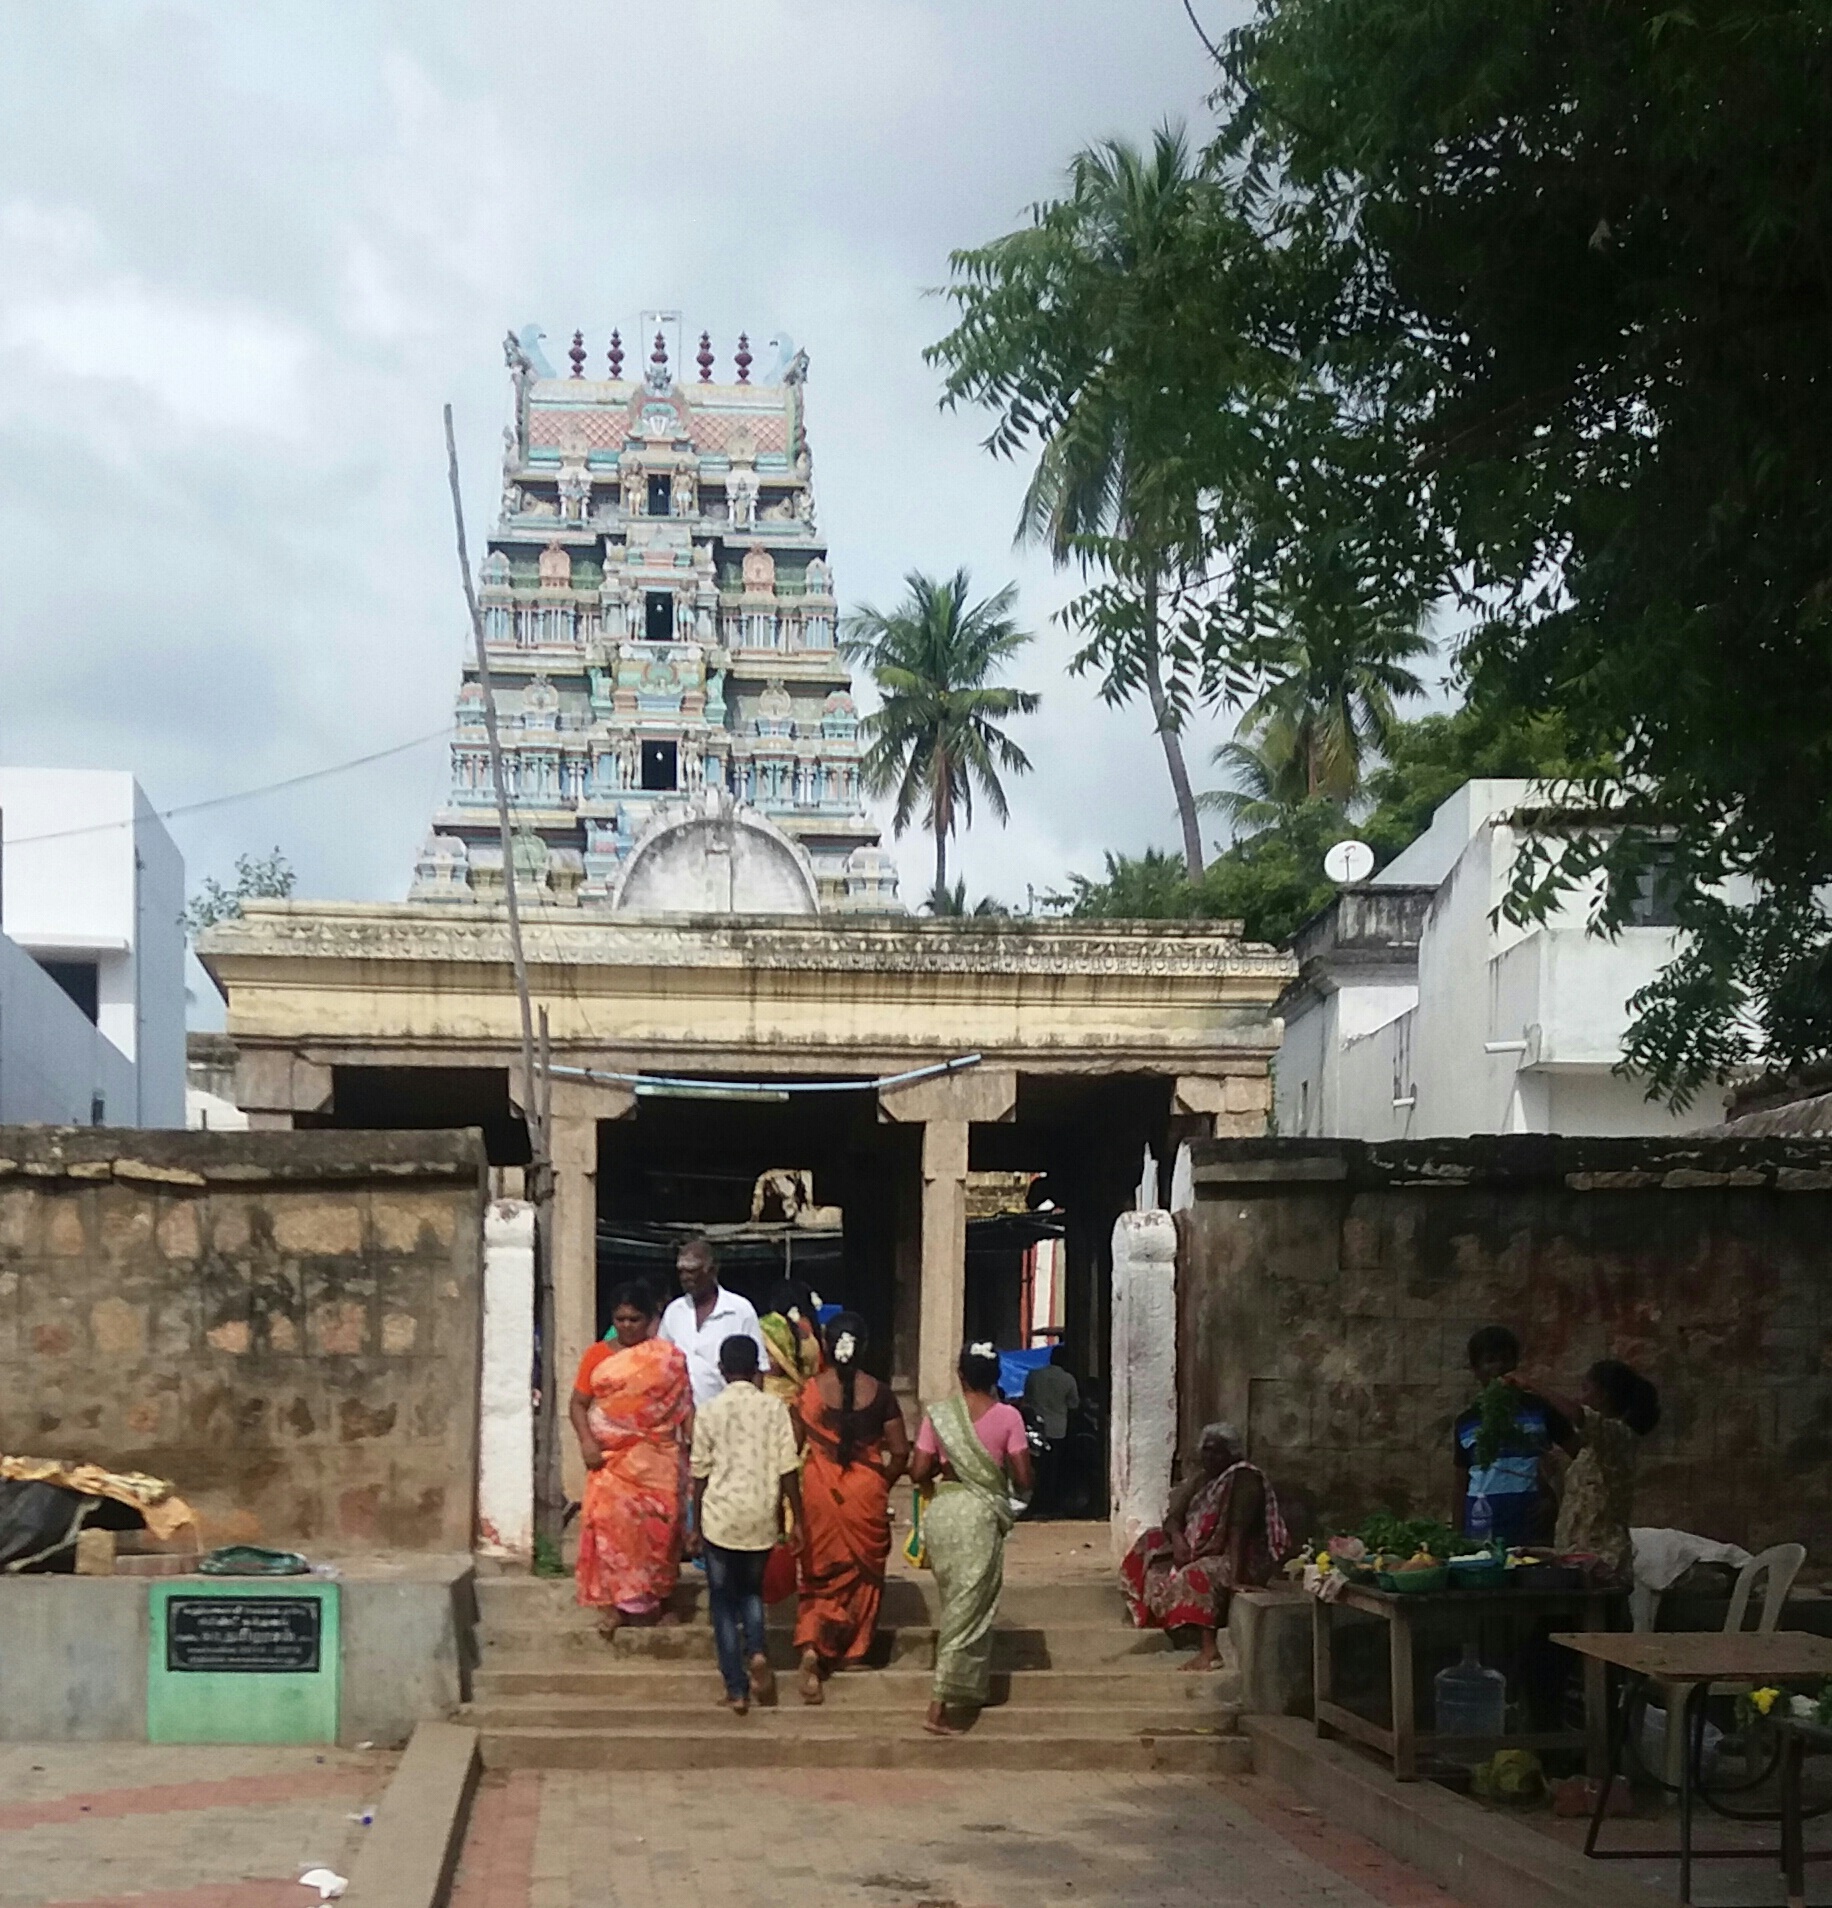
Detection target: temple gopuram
<box><xmin>199</xmin><ymin>319</ymin><xmax>1294</xmax><ymax>1476</ymax></box>
<box><xmin>410</xmin><ymin>321</ymin><xmax>900</xmax><ymax>914</ymax></box>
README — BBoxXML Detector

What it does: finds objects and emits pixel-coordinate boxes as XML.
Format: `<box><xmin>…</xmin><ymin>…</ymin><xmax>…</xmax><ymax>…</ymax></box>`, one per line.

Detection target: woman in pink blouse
<box><xmin>908</xmin><ymin>1344</ymin><xmax>1035</xmax><ymax>1735</ymax></box>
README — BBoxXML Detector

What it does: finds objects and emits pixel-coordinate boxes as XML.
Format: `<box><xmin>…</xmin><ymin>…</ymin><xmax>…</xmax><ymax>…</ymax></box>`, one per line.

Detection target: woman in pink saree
<box><xmin>1120</xmin><ymin>1422</ymin><xmax>1289</xmax><ymax>1671</ymax></box>
<box><xmin>569</xmin><ymin>1284</ymin><xmax>693</xmax><ymax>1639</ymax></box>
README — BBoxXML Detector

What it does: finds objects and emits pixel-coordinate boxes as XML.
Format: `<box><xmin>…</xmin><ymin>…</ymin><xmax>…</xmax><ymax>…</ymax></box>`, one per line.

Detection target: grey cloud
<box><xmin>1</xmin><ymin>0</ymin><xmax>1245</xmax><ymax>946</ymax></box>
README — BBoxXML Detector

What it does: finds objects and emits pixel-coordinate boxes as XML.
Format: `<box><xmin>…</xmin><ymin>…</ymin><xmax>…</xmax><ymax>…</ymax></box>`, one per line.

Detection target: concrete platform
<box><xmin>0</xmin><ymin>1552</ymin><xmax>476</xmax><ymax>1747</ymax></box>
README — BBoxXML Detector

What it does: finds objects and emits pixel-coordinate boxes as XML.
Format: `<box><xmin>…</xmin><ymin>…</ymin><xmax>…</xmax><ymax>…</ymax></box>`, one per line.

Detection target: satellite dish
<box><xmin>1324</xmin><ymin>839</ymin><xmax>1375</xmax><ymax>885</ymax></box>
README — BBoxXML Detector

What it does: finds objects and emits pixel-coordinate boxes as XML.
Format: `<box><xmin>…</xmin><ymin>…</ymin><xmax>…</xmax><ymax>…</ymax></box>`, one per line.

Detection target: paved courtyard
<box><xmin>449</xmin><ymin>1769</ymin><xmax>1464</xmax><ymax>1908</ymax></box>
<box><xmin>0</xmin><ymin>1744</ymin><xmax>391</xmax><ymax>1908</ymax></box>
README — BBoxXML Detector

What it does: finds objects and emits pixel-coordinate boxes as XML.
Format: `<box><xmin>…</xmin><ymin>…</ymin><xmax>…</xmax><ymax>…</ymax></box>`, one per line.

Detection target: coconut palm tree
<box><xmin>1202</xmin><ymin>611</ymin><xmax>1429</xmax><ymax>833</ymax></box>
<box><xmin>933</xmin><ymin>126</ymin><xmax>1217</xmax><ymax>877</ymax></box>
<box><xmin>842</xmin><ymin>570</ymin><xmax>1040</xmax><ymax>900</ymax></box>
<box><xmin>1199</xmin><ymin>731</ymin><xmax>1310</xmax><ymax>838</ymax></box>
<box><xmin>925</xmin><ymin>878</ymin><xmax>1010</xmax><ymax>917</ymax></box>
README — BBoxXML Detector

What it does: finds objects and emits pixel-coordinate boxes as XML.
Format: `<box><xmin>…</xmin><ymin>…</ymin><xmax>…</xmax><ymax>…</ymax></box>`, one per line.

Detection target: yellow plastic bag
<box><xmin>1472</xmin><ymin>1750</ymin><xmax>1546</xmax><ymax>1803</ymax></box>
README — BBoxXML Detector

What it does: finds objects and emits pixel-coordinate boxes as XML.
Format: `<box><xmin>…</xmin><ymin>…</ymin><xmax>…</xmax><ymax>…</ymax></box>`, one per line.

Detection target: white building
<box><xmin>1276</xmin><ymin>778</ymin><xmax>1729</xmax><ymax>1139</ymax></box>
<box><xmin>0</xmin><ymin>770</ymin><xmax>185</xmax><ymax>1127</ymax></box>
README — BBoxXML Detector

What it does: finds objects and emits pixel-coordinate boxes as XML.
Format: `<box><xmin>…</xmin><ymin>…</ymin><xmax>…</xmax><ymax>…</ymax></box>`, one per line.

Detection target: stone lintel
<box><xmin>235</xmin><ymin>1049</ymin><xmax>333</xmax><ymax>1117</ymax></box>
<box><xmin>516</xmin><ymin>1071</ymin><xmax>638</xmax><ymax>1129</ymax></box>
<box><xmin>878</xmin><ymin>1066</ymin><xmax>1017</xmax><ymax>1127</ymax></box>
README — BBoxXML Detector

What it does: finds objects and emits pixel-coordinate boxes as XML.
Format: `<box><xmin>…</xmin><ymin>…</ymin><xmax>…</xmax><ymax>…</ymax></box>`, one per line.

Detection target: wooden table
<box><xmin>1553</xmin><ymin>1631</ymin><xmax>1832</xmax><ymax>1906</ymax></box>
<box><xmin>1311</xmin><ymin>1581</ymin><xmax>1617</xmax><ymax>1780</ymax></box>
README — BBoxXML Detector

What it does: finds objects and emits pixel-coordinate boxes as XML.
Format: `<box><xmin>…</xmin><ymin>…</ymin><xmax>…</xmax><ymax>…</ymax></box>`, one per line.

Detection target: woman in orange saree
<box><xmin>791</xmin><ymin>1312</ymin><xmax>909</xmax><ymax>1704</ymax></box>
<box><xmin>569</xmin><ymin>1284</ymin><xmax>693</xmax><ymax>1640</ymax></box>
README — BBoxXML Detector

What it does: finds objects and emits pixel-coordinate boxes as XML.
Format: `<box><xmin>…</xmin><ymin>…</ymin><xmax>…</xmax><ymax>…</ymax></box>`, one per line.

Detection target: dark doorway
<box><xmin>595</xmin><ymin>1084</ymin><xmax>912</xmax><ymax>1384</ymax></box>
<box><xmin>313</xmin><ymin>1066</ymin><xmax>532</xmax><ymax>1166</ymax></box>
<box><xmin>37</xmin><ymin>957</ymin><xmax>99</xmax><ymax>1023</ymax></box>
<box><xmin>640</xmin><ymin>740</ymin><xmax>678</xmax><ymax>791</ymax></box>
<box><xmin>644</xmin><ymin>591</ymin><xmax>674</xmax><ymax>640</ymax></box>
<box><xmin>647</xmin><ymin>474</ymin><xmax>671</xmax><ymax>517</ymax></box>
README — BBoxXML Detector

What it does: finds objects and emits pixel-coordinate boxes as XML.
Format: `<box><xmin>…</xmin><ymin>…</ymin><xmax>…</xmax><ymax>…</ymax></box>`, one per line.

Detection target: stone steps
<box><xmin>474</xmin><ymin>1575</ymin><xmax>1127</xmax><ymax>1629</ymax></box>
<box><xmin>478</xmin><ymin>1620</ymin><xmax>1174</xmax><ymax>1670</ymax></box>
<box><xmin>475</xmin><ymin>1721</ymin><xmax>1253</xmax><ymax>1773</ymax></box>
<box><xmin>469</xmin><ymin>1560</ymin><xmax>1252</xmax><ymax>1773</ymax></box>
<box><xmin>468</xmin><ymin>1695</ymin><xmax>1237</xmax><ymax>1734</ymax></box>
<box><xmin>473</xmin><ymin>1663</ymin><xmax>1239</xmax><ymax>1707</ymax></box>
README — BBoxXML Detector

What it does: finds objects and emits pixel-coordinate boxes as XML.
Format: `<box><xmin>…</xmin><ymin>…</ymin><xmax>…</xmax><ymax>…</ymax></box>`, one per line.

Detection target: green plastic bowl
<box><xmin>1377</xmin><ymin>1565</ymin><xmax>1449</xmax><ymax>1594</ymax></box>
<box><xmin>1447</xmin><ymin>1556</ymin><xmax>1510</xmax><ymax>1588</ymax></box>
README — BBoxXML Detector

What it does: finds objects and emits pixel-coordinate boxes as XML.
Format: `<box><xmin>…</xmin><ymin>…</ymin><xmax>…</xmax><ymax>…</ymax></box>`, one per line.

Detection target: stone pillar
<box><xmin>877</xmin><ymin>1067</ymin><xmax>1017</xmax><ymax>1410</ymax></box>
<box><xmin>539</xmin><ymin>1077</ymin><xmax>636</xmax><ymax>1500</ymax></box>
<box><xmin>1109</xmin><ymin>1207</ymin><xmax>1178</xmax><ymax>1565</ymax></box>
<box><xmin>478</xmin><ymin>1199</ymin><xmax>535</xmax><ymax>1561</ymax></box>
<box><xmin>918</xmin><ymin>1119</ymin><xmax>969</xmax><ymax>1406</ymax></box>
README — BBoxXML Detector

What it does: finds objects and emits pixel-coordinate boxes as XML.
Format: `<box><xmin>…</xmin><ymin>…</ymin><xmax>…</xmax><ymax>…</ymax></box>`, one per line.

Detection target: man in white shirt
<box><xmin>658</xmin><ymin>1237</ymin><xmax>768</xmax><ymax>1408</ymax></box>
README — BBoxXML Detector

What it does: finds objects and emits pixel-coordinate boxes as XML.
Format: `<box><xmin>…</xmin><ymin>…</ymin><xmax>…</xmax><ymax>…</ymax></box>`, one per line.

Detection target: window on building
<box><xmin>647</xmin><ymin>474</ymin><xmax>671</xmax><ymax>517</ymax></box>
<box><xmin>641</xmin><ymin>740</ymin><xmax>678</xmax><ymax>792</ymax></box>
<box><xmin>645</xmin><ymin>592</ymin><xmax>674</xmax><ymax>641</ymax></box>
<box><xmin>1627</xmin><ymin>853</ymin><xmax>1684</xmax><ymax>927</ymax></box>
<box><xmin>38</xmin><ymin>957</ymin><xmax>99</xmax><ymax>1024</ymax></box>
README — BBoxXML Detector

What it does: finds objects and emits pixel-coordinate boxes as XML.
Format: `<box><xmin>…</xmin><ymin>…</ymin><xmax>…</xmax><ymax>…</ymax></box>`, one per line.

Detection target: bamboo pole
<box><xmin>443</xmin><ymin>404</ymin><xmax>562</xmax><ymax>1550</ymax></box>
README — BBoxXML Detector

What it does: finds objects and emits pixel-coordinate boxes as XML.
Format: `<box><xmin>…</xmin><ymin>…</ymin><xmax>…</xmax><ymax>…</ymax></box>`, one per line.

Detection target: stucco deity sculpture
<box><xmin>729</xmin><ymin>469</ymin><xmax>758</xmax><ymax>530</ymax></box>
<box><xmin>558</xmin><ymin>460</ymin><xmax>592</xmax><ymax>523</ymax></box>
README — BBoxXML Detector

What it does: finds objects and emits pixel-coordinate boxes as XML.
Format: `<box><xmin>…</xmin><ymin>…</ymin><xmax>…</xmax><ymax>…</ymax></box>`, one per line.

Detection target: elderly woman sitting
<box><xmin>1119</xmin><ymin>1422</ymin><xmax>1289</xmax><ymax>1672</ymax></box>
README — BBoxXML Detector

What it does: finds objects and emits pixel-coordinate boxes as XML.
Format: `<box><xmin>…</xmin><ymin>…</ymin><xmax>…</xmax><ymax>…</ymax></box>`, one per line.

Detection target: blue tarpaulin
<box><xmin>999</xmin><ymin>1345</ymin><xmax>1053</xmax><ymax>1402</ymax></box>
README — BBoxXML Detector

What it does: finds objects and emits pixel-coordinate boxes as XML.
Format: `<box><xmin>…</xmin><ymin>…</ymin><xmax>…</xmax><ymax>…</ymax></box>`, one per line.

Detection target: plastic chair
<box><xmin>1651</xmin><ymin>1543</ymin><xmax>1807</xmax><ymax>1789</ymax></box>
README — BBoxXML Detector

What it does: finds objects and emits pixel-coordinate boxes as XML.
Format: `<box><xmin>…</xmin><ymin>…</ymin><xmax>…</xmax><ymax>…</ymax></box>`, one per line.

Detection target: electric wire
<box><xmin>4</xmin><ymin>726</ymin><xmax>452</xmax><ymax>849</ymax></box>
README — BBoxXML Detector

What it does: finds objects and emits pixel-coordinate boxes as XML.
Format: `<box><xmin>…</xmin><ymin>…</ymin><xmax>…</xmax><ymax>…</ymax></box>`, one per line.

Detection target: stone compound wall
<box><xmin>0</xmin><ymin>1127</ymin><xmax>486</xmax><ymax>1552</ymax></box>
<box><xmin>1179</xmin><ymin>1136</ymin><xmax>1832</xmax><ymax>1554</ymax></box>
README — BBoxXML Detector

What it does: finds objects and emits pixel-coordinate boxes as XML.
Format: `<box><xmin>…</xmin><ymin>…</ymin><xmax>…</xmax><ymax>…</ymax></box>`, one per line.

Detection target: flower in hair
<box><xmin>786</xmin><ymin>1307</ymin><xmax>801</xmax><ymax>1323</ymax></box>
<box><xmin>833</xmin><ymin>1331</ymin><xmax>856</xmax><ymax>1363</ymax></box>
<box><xmin>970</xmin><ymin>1340</ymin><xmax>995</xmax><ymax>1358</ymax></box>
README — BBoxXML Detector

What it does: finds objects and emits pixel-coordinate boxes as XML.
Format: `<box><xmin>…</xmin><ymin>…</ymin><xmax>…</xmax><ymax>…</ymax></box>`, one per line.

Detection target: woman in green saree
<box><xmin>907</xmin><ymin>1343</ymin><xmax>1035</xmax><ymax>1736</ymax></box>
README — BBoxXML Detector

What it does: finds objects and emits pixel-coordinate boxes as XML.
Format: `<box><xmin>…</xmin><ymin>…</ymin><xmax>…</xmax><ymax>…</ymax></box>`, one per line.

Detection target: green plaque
<box><xmin>147</xmin><ymin>1582</ymin><xmax>340</xmax><ymax>1744</ymax></box>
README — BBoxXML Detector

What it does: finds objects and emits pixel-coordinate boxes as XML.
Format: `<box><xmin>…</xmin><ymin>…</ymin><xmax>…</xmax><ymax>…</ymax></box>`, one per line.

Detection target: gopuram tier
<box><xmin>410</xmin><ymin>323</ymin><xmax>900</xmax><ymax>913</ymax></box>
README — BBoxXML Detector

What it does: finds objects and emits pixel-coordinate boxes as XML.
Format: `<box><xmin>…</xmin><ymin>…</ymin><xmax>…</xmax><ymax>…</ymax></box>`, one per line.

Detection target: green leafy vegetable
<box><xmin>1473</xmin><ymin>1380</ymin><xmax>1530</xmax><ymax>1470</ymax></box>
<box><xmin>1355</xmin><ymin>1512</ymin><xmax>1464</xmax><ymax>1562</ymax></box>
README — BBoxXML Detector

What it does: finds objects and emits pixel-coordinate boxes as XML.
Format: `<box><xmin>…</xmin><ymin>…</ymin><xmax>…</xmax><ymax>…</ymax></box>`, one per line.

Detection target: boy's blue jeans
<box><xmin>703</xmin><ymin>1541</ymin><xmax>770</xmax><ymax>1699</ymax></box>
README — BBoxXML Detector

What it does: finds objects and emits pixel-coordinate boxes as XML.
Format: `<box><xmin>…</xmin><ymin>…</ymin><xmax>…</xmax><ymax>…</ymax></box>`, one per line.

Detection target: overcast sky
<box><xmin>0</xmin><ymin>1</ymin><xmax>1255</xmax><ymax>975</ymax></box>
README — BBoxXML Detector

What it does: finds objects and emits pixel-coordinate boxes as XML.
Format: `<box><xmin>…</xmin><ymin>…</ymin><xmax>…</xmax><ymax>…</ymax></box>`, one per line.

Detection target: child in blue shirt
<box><xmin>1453</xmin><ymin>1326</ymin><xmax>1576</xmax><ymax>1546</ymax></box>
